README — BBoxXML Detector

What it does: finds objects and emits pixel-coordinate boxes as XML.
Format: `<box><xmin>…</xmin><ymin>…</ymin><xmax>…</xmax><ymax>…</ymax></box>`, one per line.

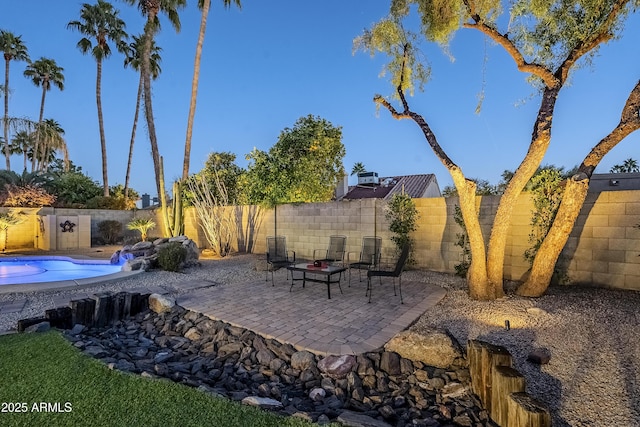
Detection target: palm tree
<box><xmin>68</xmin><ymin>0</ymin><xmax>128</xmax><ymax>197</ymax></box>
<box><xmin>351</xmin><ymin>162</ymin><xmax>366</xmax><ymax>176</ymax></box>
<box><xmin>37</xmin><ymin>118</ymin><xmax>68</xmax><ymax>172</ymax></box>
<box><xmin>123</xmin><ymin>0</ymin><xmax>186</xmax><ymax>199</ymax></box>
<box><xmin>610</xmin><ymin>158</ymin><xmax>639</xmax><ymax>173</ymax></box>
<box><xmin>10</xmin><ymin>130</ymin><xmax>32</xmax><ymax>171</ymax></box>
<box><xmin>182</xmin><ymin>0</ymin><xmax>241</xmax><ymax>181</ymax></box>
<box><xmin>127</xmin><ymin>217</ymin><xmax>155</xmax><ymax>241</ymax></box>
<box><xmin>23</xmin><ymin>57</ymin><xmax>64</xmax><ymax>172</ymax></box>
<box><xmin>0</xmin><ymin>30</ymin><xmax>30</xmax><ymax>171</ymax></box>
<box><xmin>123</xmin><ymin>34</ymin><xmax>162</xmax><ymax>199</ymax></box>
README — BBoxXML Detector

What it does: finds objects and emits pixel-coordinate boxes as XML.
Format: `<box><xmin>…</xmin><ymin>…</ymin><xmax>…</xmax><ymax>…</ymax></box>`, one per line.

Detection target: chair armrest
<box><xmin>346</xmin><ymin>251</ymin><xmax>358</xmax><ymax>263</ymax></box>
<box><xmin>312</xmin><ymin>249</ymin><xmax>326</xmax><ymax>260</ymax></box>
<box><xmin>288</xmin><ymin>250</ymin><xmax>296</xmax><ymax>262</ymax></box>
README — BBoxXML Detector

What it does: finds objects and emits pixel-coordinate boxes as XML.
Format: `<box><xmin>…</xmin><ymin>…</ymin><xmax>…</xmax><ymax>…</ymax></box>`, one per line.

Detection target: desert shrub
<box><xmin>157</xmin><ymin>242</ymin><xmax>187</xmax><ymax>272</ymax></box>
<box><xmin>385</xmin><ymin>193</ymin><xmax>419</xmax><ymax>264</ymax></box>
<box><xmin>97</xmin><ymin>220</ymin><xmax>122</xmax><ymax>244</ymax></box>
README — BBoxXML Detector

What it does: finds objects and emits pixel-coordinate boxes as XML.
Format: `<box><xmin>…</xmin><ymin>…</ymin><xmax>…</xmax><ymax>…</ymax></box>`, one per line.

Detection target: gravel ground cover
<box><xmin>2</xmin><ymin>252</ymin><xmax>639</xmax><ymax>426</ymax></box>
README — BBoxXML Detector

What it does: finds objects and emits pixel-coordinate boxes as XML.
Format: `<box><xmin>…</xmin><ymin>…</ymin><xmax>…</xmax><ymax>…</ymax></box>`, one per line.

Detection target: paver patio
<box><xmin>176</xmin><ymin>271</ymin><xmax>447</xmax><ymax>356</ymax></box>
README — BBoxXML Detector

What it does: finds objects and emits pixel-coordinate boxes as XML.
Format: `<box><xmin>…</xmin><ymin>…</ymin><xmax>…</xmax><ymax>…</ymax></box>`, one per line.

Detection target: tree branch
<box><xmin>581</xmin><ymin>79</ymin><xmax>640</xmax><ymax>174</ymax></box>
<box><xmin>461</xmin><ymin>1</ymin><xmax>558</xmax><ymax>88</ymax></box>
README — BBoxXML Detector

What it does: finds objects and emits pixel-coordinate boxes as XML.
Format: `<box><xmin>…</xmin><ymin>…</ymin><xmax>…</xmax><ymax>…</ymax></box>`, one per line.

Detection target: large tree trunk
<box><xmin>518</xmin><ymin>80</ymin><xmax>640</xmax><ymax>296</ymax></box>
<box><xmin>376</xmin><ymin>86</ymin><xmax>497</xmax><ymax>299</ymax></box>
<box><xmin>4</xmin><ymin>58</ymin><xmax>10</xmax><ymax>170</ymax></box>
<box><xmin>142</xmin><ymin>18</ymin><xmax>162</xmax><ymax>199</ymax></box>
<box><xmin>182</xmin><ymin>0</ymin><xmax>210</xmax><ymax>181</ymax></box>
<box><xmin>32</xmin><ymin>85</ymin><xmax>47</xmax><ymax>172</ymax></box>
<box><xmin>486</xmin><ymin>87</ymin><xmax>560</xmax><ymax>290</ymax></box>
<box><xmin>124</xmin><ymin>72</ymin><xmax>143</xmax><ymax>199</ymax></box>
<box><xmin>96</xmin><ymin>59</ymin><xmax>109</xmax><ymax>197</ymax></box>
<box><xmin>452</xmin><ymin>171</ymin><xmax>496</xmax><ymax>299</ymax></box>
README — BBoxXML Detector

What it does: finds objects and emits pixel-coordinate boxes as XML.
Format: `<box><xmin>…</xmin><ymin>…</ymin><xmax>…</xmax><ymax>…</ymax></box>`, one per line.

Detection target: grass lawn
<box><xmin>0</xmin><ymin>331</ymin><xmax>324</xmax><ymax>427</ymax></box>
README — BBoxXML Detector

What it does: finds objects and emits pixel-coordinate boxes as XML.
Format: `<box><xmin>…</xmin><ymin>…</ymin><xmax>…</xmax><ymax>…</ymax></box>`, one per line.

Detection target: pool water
<box><xmin>0</xmin><ymin>257</ymin><xmax>124</xmax><ymax>285</ymax></box>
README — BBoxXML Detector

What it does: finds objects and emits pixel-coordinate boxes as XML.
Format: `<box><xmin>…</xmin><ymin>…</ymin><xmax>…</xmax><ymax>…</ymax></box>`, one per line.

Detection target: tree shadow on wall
<box><xmin>551</xmin><ymin>192</ymin><xmax>598</xmax><ymax>285</ymax></box>
<box><xmin>235</xmin><ymin>205</ymin><xmax>264</xmax><ymax>253</ymax></box>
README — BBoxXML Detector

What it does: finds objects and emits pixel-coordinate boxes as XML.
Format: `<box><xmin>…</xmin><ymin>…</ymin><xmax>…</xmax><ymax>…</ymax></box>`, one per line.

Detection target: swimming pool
<box><xmin>0</xmin><ymin>256</ymin><xmax>137</xmax><ymax>292</ymax></box>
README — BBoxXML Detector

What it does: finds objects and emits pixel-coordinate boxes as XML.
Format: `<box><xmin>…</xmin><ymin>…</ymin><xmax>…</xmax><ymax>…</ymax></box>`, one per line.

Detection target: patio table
<box><xmin>287</xmin><ymin>263</ymin><xmax>346</xmax><ymax>299</ymax></box>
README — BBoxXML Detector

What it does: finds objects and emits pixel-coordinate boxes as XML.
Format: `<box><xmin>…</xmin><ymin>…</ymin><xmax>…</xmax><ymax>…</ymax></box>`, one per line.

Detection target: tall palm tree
<box><xmin>123</xmin><ymin>34</ymin><xmax>162</xmax><ymax>199</ymax></box>
<box><xmin>123</xmin><ymin>0</ymin><xmax>186</xmax><ymax>198</ymax></box>
<box><xmin>37</xmin><ymin>118</ymin><xmax>68</xmax><ymax>172</ymax></box>
<box><xmin>23</xmin><ymin>57</ymin><xmax>64</xmax><ymax>172</ymax></box>
<box><xmin>0</xmin><ymin>30</ymin><xmax>29</xmax><ymax>171</ymax></box>
<box><xmin>182</xmin><ymin>0</ymin><xmax>241</xmax><ymax>181</ymax></box>
<box><xmin>68</xmin><ymin>0</ymin><xmax>128</xmax><ymax>197</ymax></box>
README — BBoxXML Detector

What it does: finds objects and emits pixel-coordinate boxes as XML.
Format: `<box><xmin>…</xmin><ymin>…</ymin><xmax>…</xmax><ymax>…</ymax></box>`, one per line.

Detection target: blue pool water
<box><xmin>0</xmin><ymin>257</ymin><xmax>124</xmax><ymax>285</ymax></box>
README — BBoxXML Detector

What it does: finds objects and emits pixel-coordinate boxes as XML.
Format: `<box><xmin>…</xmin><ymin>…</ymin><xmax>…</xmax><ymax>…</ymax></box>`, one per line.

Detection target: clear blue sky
<box><xmin>3</xmin><ymin>1</ymin><xmax>640</xmax><ymax>198</ymax></box>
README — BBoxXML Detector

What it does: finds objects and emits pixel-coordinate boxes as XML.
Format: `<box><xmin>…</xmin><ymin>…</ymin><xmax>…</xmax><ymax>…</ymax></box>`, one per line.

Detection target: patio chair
<box><xmin>313</xmin><ymin>235</ymin><xmax>347</xmax><ymax>265</ymax></box>
<box><xmin>266</xmin><ymin>236</ymin><xmax>295</xmax><ymax>286</ymax></box>
<box><xmin>366</xmin><ymin>243</ymin><xmax>410</xmax><ymax>304</ymax></box>
<box><xmin>347</xmin><ymin>236</ymin><xmax>382</xmax><ymax>285</ymax></box>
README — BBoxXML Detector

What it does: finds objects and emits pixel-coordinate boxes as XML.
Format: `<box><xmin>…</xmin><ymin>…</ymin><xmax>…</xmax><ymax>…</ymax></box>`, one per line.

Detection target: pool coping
<box><xmin>0</xmin><ymin>255</ymin><xmax>145</xmax><ymax>295</ymax></box>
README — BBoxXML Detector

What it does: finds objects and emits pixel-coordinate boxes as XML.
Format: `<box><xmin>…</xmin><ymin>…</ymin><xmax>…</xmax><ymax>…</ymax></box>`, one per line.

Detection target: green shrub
<box><xmin>97</xmin><ymin>220</ymin><xmax>122</xmax><ymax>244</ymax></box>
<box><xmin>157</xmin><ymin>242</ymin><xmax>187</xmax><ymax>272</ymax></box>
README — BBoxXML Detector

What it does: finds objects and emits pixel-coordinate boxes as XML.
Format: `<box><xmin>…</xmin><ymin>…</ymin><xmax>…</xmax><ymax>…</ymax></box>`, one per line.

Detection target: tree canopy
<box><xmin>356</xmin><ymin>0</ymin><xmax>640</xmax><ymax>299</ymax></box>
<box><xmin>245</xmin><ymin>115</ymin><xmax>345</xmax><ymax>207</ymax></box>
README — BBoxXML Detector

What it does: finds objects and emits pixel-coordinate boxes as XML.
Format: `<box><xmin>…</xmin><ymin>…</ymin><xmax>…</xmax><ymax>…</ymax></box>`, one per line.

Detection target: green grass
<box><xmin>0</xmin><ymin>331</ymin><xmax>318</xmax><ymax>427</ymax></box>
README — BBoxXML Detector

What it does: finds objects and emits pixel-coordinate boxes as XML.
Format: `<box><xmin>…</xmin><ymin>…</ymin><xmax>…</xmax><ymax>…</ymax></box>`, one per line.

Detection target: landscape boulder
<box><xmin>148</xmin><ymin>293</ymin><xmax>175</xmax><ymax>314</ymax></box>
<box><xmin>384</xmin><ymin>329</ymin><xmax>465</xmax><ymax>369</ymax></box>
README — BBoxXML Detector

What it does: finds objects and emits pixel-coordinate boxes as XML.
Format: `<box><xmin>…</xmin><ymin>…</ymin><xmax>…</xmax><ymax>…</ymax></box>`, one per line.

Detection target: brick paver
<box><xmin>176</xmin><ymin>273</ymin><xmax>446</xmax><ymax>356</ymax></box>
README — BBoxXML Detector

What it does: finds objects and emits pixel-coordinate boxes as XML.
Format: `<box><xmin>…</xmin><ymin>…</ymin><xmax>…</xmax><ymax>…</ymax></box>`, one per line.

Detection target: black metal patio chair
<box><xmin>366</xmin><ymin>243</ymin><xmax>410</xmax><ymax>304</ymax></box>
<box><xmin>266</xmin><ymin>236</ymin><xmax>295</xmax><ymax>286</ymax></box>
<box><xmin>313</xmin><ymin>235</ymin><xmax>347</xmax><ymax>265</ymax></box>
<box><xmin>347</xmin><ymin>236</ymin><xmax>382</xmax><ymax>285</ymax></box>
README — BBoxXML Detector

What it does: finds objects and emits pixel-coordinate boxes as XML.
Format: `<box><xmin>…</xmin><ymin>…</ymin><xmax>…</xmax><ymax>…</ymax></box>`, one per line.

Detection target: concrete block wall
<box><xmin>2</xmin><ymin>189</ymin><xmax>638</xmax><ymax>291</ymax></box>
<box><xmin>560</xmin><ymin>191</ymin><xmax>640</xmax><ymax>290</ymax></box>
<box><xmin>244</xmin><ymin>191</ymin><xmax>640</xmax><ymax>291</ymax></box>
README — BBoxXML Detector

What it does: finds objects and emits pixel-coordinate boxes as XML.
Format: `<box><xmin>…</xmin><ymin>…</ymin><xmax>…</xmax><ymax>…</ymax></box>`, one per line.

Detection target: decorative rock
<box><xmin>385</xmin><ymin>329</ymin><xmax>463</xmax><ymax>369</ymax></box>
<box><xmin>380</xmin><ymin>352</ymin><xmax>401</xmax><ymax>376</ymax></box>
<box><xmin>309</xmin><ymin>387</ymin><xmax>326</xmax><ymax>401</ymax></box>
<box><xmin>56</xmin><ymin>305</ymin><xmax>494</xmax><ymax>426</ymax></box>
<box><xmin>291</xmin><ymin>351</ymin><xmax>316</xmax><ymax>371</ymax></box>
<box><xmin>241</xmin><ymin>396</ymin><xmax>283</xmax><ymax>410</ymax></box>
<box><xmin>131</xmin><ymin>241</ymin><xmax>154</xmax><ymax>251</ymax></box>
<box><xmin>527</xmin><ymin>307</ymin><xmax>547</xmax><ymax>316</ymax></box>
<box><xmin>527</xmin><ymin>348</ymin><xmax>551</xmax><ymax>365</ymax></box>
<box><xmin>25</xmin><ymin>321</ymin><xmax>50</xmax><ymax>333</ymax></box>
<box><xmin>337</xmin><ymin>409</ymin><xmax>393</xmax><ymax>427</ymax></box>
<box><xmin>317</xmin><ymin>354</ymin><xmax>356</xmax><ymax>379</ymax></box>
<box><xmin>184</xmin><ymin>327</ymin><xmax>202</xmax><ymax>341</ymax></box>
<box><xmin>70</xmin><ymin>324</ymin><xmax>85</xmax><ymax>335</ymax></box>
<box><xmin>148</xmin><ymin>294</ymin><xmax>175</xmax><ymax>314</ymax></box>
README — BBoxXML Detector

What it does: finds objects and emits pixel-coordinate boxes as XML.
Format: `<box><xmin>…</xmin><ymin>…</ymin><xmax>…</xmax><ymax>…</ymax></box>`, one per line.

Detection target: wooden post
<box><xmin>93</xmin><ymin>293</ymin><xmax>114</xmax><ymax>328</ymax></box>
<box><xmin>467</xmin><ymin>339</ymin><xmax>512</xmax><ymax>413</ymax></box>
<box><xmin>491</xmin><ymin>366</ymin><xmax>525</xmax><ymax>427</ymax></box>
<box><xmin>507</xmin><ymin>392</ymin><xmax>551</xmax><ymax>427</ymax></box>
<box><xmin>71</xmin><ymin>298</ymin><xmax>96</xmax><ymax>326</ymax></box>
<box><xmin>45</xmin><ymin>307</ymin><xmax>72</xmax><ymax>329</ymax></box>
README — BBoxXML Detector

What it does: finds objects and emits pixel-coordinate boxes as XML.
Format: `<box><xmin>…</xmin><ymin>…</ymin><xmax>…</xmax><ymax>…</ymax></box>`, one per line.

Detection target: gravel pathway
<box><xmin>2</xmin><ymin>254</ymin><xmax>639</xmax><ymax>426</ymax></box>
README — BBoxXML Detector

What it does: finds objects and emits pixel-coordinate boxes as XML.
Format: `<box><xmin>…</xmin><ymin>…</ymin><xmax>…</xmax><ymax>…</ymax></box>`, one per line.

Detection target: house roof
<box><xmin>341</xmin><ymin>174</ymin><xmax>438</xmax><ymax>200</ymax></box>
<box><xmin>588</xmin><ymin>172</ymin><xmax>640</xmax><ymax>192</ymax></box>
